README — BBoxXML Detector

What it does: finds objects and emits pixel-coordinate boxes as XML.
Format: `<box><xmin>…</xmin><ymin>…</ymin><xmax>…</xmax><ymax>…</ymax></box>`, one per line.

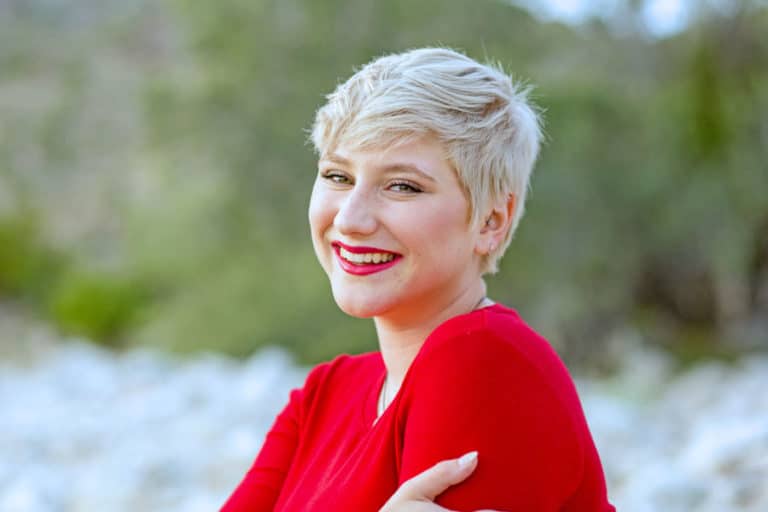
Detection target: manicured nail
<box><xmin>457</xmin><ymin>451</ymin><xmax>478</xmax><ymax>469</ymax></box>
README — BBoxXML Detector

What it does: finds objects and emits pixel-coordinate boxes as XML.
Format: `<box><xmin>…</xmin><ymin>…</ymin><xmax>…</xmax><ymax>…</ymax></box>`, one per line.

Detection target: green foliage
<box><xmin>2</xmin><ymin>0</ymin><xmax>766</xmax><ymax>366</ymax></box>
<box><xmin>153</xmin><ymin>0</ymin><xmax>768</xmax><ymax>363</ymax></box>
<box><xmin>47</xmin><ymin>270</ymin><xmax>148</xmax><ymax>347</ymax></box>
<box><xmin>0</xmin><ymin>212</ymin><xmax>68</xmax><ymax>303</ymax></box>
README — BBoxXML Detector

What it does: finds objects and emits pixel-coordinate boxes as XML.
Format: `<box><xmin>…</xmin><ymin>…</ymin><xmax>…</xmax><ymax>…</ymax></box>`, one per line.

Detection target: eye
<box><xmin>388</xmin><ymin>181</ymin><xmax>423</xmax><ymax>193</ymax></box>
<box><xmin>320</xmin><ymin>170</ymin><xmax>351</xmax><ymax>185</ymax></box>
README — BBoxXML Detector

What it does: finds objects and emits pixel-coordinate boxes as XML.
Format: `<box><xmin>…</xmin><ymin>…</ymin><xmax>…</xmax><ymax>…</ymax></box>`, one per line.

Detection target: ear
<box><xmin>475</xmin><ymin>194</ymin><xmax>516</xmax><ymax>255</ymax></box>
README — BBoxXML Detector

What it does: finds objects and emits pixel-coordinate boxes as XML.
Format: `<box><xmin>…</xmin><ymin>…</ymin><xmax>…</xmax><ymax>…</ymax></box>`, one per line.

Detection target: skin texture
<box><xmin>309</xmin><ymin>136</ymin><xmax>515</xmax><ymax>511</ymax></box>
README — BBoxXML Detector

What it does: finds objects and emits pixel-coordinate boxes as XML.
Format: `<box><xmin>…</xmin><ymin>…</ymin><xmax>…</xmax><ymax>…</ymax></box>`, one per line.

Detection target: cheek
<box><xmin>417</xmin><ymin>209</ymin><xmax>474</xmax><ymax>259</ymax></box>
<box><xmin>308</xmin><ymin>186</ymin><xmax>334</xmax><ymax>238</ymax></box>
<box><xmin>426</xmin><ymin>207</ymin><xmax>468</xmax><ymax>239</ymax></box>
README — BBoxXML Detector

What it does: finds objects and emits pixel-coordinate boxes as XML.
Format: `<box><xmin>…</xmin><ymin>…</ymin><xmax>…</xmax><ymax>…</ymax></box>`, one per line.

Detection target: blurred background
<box><xmin>1</xmin><ymin>0</ymin><xmax>766</xmax><ymax>510</ymax></box>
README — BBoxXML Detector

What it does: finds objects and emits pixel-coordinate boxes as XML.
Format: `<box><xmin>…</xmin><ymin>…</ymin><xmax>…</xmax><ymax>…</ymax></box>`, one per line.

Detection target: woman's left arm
<box><xmin>381</xmin><ymin>451</ymin><xmax>503</xmax><ymax>512</ymax></box>
<box><xmin>398</xmin><ymin>331</ymin><xmax>586</xmax><ymax>511</ymax></box>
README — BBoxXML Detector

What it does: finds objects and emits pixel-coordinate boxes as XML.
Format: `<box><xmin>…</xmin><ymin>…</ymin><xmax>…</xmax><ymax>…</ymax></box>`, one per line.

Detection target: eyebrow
<box><xmin>322</xmin><ymin>153</ymin><xmax>437</xmax><ymax>183</ymax></box>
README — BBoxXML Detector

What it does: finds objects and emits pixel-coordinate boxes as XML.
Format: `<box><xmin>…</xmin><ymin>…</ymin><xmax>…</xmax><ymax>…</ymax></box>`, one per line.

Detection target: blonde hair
<box><xmin>310</xmin><ymin>47</ymin><xmax>543</xmax><ymax>274</ymax></box>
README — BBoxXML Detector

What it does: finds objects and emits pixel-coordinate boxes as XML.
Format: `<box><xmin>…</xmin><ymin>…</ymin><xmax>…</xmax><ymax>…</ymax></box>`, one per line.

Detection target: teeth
<box><xmin>339</xmin><ymin>247</ymin><xmax>395</xmax><ymax>265</ymax></box>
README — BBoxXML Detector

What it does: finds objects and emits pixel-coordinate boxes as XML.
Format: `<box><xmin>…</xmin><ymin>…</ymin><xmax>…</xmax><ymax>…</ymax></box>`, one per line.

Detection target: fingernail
<box><xmin>457</xmin><ymin>451</ymin><xmax>478</xmax><ymax>469</ymax></box>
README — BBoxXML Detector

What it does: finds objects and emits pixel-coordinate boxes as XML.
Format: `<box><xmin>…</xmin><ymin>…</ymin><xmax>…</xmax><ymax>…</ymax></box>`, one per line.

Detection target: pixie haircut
<box><xmin>310</xmin><ymin>47</ymin><xmax>543</xmax><ymax>274</ymax></box>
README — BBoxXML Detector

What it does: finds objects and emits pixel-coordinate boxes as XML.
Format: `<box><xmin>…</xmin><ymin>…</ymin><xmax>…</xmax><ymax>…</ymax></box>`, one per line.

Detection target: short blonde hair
<box><xmin>310</xmin><ymin>47</ymin><xmax>543</xmax><ymax>274</ymax></box>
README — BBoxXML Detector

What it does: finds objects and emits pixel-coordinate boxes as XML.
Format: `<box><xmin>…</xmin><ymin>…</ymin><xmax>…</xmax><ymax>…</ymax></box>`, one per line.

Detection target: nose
<box><xmin>334</xmin><ymin>185</ymin><xmax>378</xmax><ymax>237</ymax></box>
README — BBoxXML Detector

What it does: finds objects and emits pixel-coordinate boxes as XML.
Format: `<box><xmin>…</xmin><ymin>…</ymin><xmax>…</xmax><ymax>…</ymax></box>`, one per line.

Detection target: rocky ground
<box><xmin>1</xmin><ymin>312</ymin><xmax>766</xmax><ymax>512</ymax></box>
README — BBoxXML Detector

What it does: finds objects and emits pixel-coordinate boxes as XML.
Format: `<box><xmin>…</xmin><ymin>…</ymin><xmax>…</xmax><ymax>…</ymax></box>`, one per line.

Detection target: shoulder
<box><xmin>406</xmin><ymin>303</ymin><xmax>585</xmax><ymax>426</ymax></box>
<box><xmin>283</xmin><ymin>351</ymin><xmax>382</xmax><ymax>428</ymax></box>
<box><xmin>418</xmin><ymin>304</ymin><xmax>573</xmax><ymax>389</ymax></box>
<box><xmin>397</xmin><ymin>305</ymin><xmax>589</xmax><ymax>505</ymax></box>
<box><xmin>299</xmin><ymin>350</ymin><xmax>383</xmax><ymax>401</ymax></box>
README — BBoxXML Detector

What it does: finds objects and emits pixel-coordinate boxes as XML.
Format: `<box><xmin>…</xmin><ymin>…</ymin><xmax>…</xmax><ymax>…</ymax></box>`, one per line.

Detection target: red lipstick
<box><xmin>332</xmin><ymin>241</ymin><xmax>401</xmax><ymax>276</ymax></box>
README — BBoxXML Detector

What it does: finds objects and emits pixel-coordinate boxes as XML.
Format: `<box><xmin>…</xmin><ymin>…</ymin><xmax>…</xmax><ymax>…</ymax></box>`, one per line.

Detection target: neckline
<box><xmin>370</xmin><ymin>369</ymin><xmax>387</xmax><ymax>427</ymax></box>
<box><xmin>365</xmin><ymin>302</ymin><xmax>509</xmax><ymax>428</ymax></box>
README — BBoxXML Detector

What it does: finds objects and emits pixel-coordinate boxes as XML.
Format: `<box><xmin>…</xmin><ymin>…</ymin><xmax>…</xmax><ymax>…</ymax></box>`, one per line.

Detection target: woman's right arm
<box><xmin>220</xmin><ymin>387</ymin><xmax>302</xmax><ymax>511</ymax></box>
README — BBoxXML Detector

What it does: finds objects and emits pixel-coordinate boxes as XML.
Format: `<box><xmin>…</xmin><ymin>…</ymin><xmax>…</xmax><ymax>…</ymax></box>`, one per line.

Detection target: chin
<box><xmin>338</xmin><ymin>304</ymin><xmax>377</xmax><ymax>319</ymax></box>
<box><xmin>332</xmin><ymin>291</ymin><xmax>390</xmax><ymax>319</ymax></box>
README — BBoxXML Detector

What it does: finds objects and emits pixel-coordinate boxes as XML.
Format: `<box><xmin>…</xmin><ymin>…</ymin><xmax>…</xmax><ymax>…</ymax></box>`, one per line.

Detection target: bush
<box><xmin>0</xmin><ymin>212</ymin><xmax>68</xmax><ymax>304</ymax></box>
<box><xmin>47</xmin><ymin>270</ymin><xmax>148</xmax><ymax>347</ymax></box>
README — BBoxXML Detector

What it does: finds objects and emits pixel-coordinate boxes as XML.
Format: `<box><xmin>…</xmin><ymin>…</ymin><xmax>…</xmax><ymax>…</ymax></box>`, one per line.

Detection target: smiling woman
<box><xmin>310</xmin><ymin>137</ymin><xmax>479</xmax><ymax>321</ymax></box>
<box><xmin>221</xmin><ymin>47</ymin><xmax>615</xmax><ymax>512</ymax></box>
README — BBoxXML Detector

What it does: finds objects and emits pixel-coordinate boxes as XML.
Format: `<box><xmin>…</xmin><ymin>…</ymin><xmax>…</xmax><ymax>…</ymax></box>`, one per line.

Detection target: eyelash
<box><xmin>388</xmin><ymin>181</ymin><xmax>422</xmax><ymax>193</ymax></box>
<box><xmin>320</xmin><ymin>172</ymin><xmax>423</xmax><ymax>193</ymax></box>
<box><xmin>321</xmin><ymin>171</ymin><xmax>350</xmax><ymax>184</ymax></box>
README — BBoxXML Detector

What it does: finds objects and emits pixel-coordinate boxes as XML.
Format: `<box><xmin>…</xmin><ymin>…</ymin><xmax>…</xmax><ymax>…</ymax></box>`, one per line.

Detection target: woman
<box><xmin>222</xmin><ymin>47</ymin><xmax>615</xmax><ymax>511</ymax></box>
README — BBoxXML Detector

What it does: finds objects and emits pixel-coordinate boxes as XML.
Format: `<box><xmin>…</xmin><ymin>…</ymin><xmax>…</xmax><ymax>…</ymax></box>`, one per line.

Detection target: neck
<box><xmin>374</xmin><ymin>280</ymin><xmax>488</xmax><ymax>397</ymax></box>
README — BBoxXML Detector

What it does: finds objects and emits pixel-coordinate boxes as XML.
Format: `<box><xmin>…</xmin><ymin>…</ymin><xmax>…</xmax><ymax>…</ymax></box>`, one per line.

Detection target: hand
<box><xmin>379</xmin><ymin>451</ymin><xmax>502</xmax><ymax>512</ymax></box>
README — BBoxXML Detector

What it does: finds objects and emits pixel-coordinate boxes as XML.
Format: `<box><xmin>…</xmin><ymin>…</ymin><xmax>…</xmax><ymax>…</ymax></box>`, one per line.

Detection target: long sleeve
<box><xmin>220</xmin><ymin>354</ymin><xmax>391</xmax><ymax>512</ymax></box>
<box><xmin>220</xmin><ymin>387</ymin><xmax>302</xmax><ymax>511</ymax></box>
<box><xmin>398</xmin><ymin>324</ymin><xmax>613</xmax><ymax>511</ymax></box>
<box><xmin>220</xmin><ymin>307</ymin><xmax>614</xmax><ymax>511</ymax></box>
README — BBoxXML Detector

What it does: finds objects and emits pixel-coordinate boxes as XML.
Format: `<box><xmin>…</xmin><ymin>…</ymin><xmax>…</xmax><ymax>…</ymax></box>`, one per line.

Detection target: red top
<box><xmin>222</xmin><ymin>304</ymin><xmax>615</xmax><ymax>511</ymax></box>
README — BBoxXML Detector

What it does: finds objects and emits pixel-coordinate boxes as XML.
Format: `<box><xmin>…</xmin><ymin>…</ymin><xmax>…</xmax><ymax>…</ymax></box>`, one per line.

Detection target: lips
<box><xmin>332</xmin><ymin>241</ymin><xmax>402</xmax><ymax>276</ymax></box>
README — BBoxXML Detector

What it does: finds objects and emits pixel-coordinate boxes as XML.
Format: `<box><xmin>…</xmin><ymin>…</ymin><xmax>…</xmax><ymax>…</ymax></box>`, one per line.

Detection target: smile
<box><xmin>339</xmin><ymin>247</ymin><xmax>395</xmax><ymax>264</ymax></box>
<box><xmin>332</xmin><ymin>242</ymin><xmax>401</xmax><ymax>276</ymax></box>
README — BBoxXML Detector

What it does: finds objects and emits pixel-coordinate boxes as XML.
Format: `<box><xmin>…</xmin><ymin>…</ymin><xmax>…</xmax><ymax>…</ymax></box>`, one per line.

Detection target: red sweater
<box><xmin>222</xmin><ymin>304</ymin><xmax>615</xmax><ymax>511</ymax></box>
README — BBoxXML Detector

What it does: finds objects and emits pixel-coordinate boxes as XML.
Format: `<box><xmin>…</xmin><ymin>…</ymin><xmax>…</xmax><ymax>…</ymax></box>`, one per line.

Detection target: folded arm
<box><xmin>398</xmin><ymin>331</ymin><xmax>584</xmax><ymax>511</ymax></box>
